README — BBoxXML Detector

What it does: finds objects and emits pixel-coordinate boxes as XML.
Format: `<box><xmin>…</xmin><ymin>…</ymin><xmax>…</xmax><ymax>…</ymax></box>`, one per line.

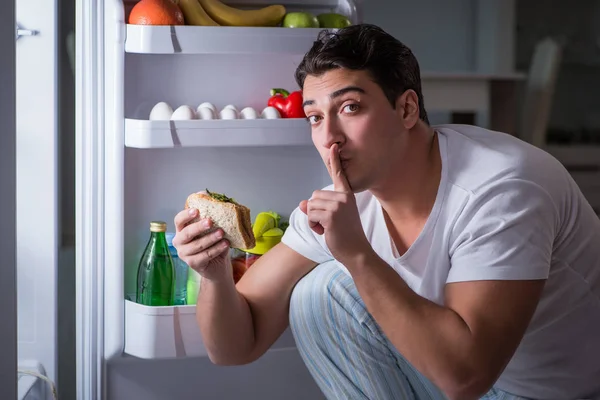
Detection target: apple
<box><xmin>282</xmin><ymin>12</ymin><xmax>319</xmax><ymax>28</ymax></box>
<box><xmin>317</xmin><ymin>13</ymin><xmax>352</xmax><ymax>29</ymax></box>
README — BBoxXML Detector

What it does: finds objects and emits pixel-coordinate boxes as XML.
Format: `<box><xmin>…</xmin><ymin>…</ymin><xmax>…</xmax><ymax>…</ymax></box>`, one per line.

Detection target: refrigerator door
<box><xmin>0</xmin><ymin>1</ymin><xmax>17</xmax><ymax>398</ymax></box>
<box><xmin>16</xmin><ymin>0</ymin><xmax>59</xmax><ymax>393</ymax></box>
<box><xmin>75</xmin><ymin>0</ymin><xmax>108</xmax><ymax>398</ymax></box>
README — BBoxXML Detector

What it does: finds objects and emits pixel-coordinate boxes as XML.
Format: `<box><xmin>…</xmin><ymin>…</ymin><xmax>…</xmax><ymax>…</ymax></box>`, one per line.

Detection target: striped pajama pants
<box><xmin>289</xmin><ymin>261</ymin><xmax>528</xmax><ymax>400</ymax></box>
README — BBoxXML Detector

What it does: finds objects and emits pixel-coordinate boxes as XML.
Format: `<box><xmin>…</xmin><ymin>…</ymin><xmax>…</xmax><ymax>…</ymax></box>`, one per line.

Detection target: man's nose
<box><xmin>322</xmin><ymin>117</ymin><xmax>344</xmax><ymax>149</ymax></box>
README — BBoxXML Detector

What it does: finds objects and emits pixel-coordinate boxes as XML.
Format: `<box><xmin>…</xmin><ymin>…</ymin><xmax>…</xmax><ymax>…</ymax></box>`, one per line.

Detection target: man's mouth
<box><xmin>328</xmin><ymin>157</ymin><xmax>350</xmax><ymax>169</ymax></box>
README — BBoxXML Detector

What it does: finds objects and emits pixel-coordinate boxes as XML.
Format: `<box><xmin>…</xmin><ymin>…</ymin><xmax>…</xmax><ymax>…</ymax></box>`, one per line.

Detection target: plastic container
<box><xmin>165</xmin><ymin>232</ymin><xmax>189</xmax><ymax>305</ymax></box>
<box><xmin>124</xmin><ymin>300</ymin><xmax>207</xmax><ymax>359</ymax></box>
<box><xmin>231</xmin><ymin>248</ymin><xmax>261</xmax><ymax>283</ymax></box>
<box><xmin>186</xmin><ymin>268</ymin><xmax>202</xmax><ymax>305</ymax></box>
<box><xmin>230</xmin><ymin>217</ymin><xmax>284</xmax><ymax>283</ymax></box>
<box><xmin>123</xmin><ymin>299</ymin><xmax>298</xmax><ymax>359</ymax></box>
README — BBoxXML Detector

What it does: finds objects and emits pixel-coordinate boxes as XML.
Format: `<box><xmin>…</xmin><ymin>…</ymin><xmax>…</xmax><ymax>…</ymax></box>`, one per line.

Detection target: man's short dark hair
<box><xmin>295</xmin><ymin>24</ymin><xmax>429</xmax><ymax>124</ymax></box>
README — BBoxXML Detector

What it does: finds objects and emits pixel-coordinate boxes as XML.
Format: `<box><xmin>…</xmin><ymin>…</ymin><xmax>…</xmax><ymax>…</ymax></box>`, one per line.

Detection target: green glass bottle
<box><xmin>136</xmin><ymin>221</ymin><xmax>175</xmax><ymax>306</ymax></box>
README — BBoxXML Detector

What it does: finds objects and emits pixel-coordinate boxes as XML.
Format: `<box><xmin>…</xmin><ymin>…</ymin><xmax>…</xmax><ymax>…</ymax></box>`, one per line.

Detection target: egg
<box><xmin>223</xmin><ymin>104</ymin><xmax>238</xmax><ymax>113</ymax></box>
<box><xmin>239</xmin><ymin>107</ymin><xmax>258</xmax><ymax>120</ymax></box>
<box><xmin>197</xmin><ymin>102</ymin><xmax>217</xmax><ymax>115</ymax></box>
<box><xmin>197</xmin><ymin>107</ymin><xmax>216</xmax><ymax>120</ymax></box>
<box><xmin>261</xmin><ymin>106</ymin><xmax>281</xmax><ymax>119</ymax></box>
<box><xmin>219</xmin><ymin>107</ymin><xmax>238</xmax><ymax>120</ymax></box>
<box><xmin>171</xmin><ymin>105</ymin><xmax>198</xmax><ymax>120</ymax></box>
<box><xmin>149</xmin><ymin>102</ymin><xmax>173</xmax><ymax>120</ymax></box>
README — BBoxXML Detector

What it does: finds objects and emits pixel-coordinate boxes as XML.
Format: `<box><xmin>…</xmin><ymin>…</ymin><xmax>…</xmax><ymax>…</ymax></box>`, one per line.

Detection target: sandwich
<box><xmin>185</xmin><ymin>189</ymin><xmax>256</xmax><ymax>250</ymax></box>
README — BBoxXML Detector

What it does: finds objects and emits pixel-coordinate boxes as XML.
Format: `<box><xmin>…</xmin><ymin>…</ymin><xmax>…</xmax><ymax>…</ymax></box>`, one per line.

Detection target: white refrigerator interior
<box><xmin>77</xmin><ymin>0</ymin><xmax>360</xmax><ymax>398</ymax></box>
<box><xmin>16</xmin><ymin>0</ymin><xmax>60</xmax><ymax>398</ymax></box>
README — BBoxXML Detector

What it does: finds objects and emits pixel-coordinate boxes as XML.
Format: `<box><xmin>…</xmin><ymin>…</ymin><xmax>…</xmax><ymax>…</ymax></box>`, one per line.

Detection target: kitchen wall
<box><xmin>0</xmin><ymin>0</ymin><xmax>17</xmax><ymax>398</ymax></box>
<box><xmin>514</xmin><ymin>0</ymin><xmax>600</xmax><ymax>214</ymax></box>
<box><xmin>363</xmin><ymin>0</ymin><xmax>477</xmax><ymax>71</ymax></box>
<box><xmin>362</xmin><ymin>0</ymin><xmax>515</xmax><ymax>124</ymax></box>
<box><xmin>516</xmin><ymin>0</ymin><xmax>600</xmax><ymax>143</ymax></box>
<box><xmin>363</xmin><ymin>0</ymin><xmax>514</xmax><ymax>73</ymax></box>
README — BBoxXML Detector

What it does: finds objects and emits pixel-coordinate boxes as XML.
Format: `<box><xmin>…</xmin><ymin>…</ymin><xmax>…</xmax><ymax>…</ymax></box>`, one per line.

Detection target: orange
<box><xmin>129</xmin><ymin>0</ymin><xmax>185</xmax><ymax>25</ymax></box>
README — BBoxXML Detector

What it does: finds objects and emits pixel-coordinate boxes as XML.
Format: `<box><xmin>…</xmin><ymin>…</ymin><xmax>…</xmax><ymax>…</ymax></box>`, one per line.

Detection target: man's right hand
<box><xmin>172</xmin><ymin>208</ymin><xmax>231</xmax><ymax>281</ymax></box>
<box><xmin>173</xmin><ymin>208</ymin><xmax>318</xmax><ymax>365</ymax></box>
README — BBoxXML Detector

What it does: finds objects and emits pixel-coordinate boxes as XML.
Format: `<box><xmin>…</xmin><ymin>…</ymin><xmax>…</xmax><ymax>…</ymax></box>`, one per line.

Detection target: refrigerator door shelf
<box><xmin>125</xmin><ymin>25</ymin><xmax>337</xmax><ymax>55</ymax></box>
<box><xmin>124</xmin><ymin>299</ymin><xmax>297</xmax><ymax>359</ymax></box>
<box><xmin>125</xmin><ymin>118</ymin><xmax>313</xmax><ymax>148</ymax></box>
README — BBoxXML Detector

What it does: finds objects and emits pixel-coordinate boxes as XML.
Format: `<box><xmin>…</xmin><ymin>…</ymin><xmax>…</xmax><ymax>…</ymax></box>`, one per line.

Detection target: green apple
<box><xmin>317</xmin><ymin>13</ymin><xmax>352</xmax><ymax>29</ymax></box>
<box><xmin>282</xmin><ymin>12</ymin><xmax>320</xmax><ymax>28</ymax></box>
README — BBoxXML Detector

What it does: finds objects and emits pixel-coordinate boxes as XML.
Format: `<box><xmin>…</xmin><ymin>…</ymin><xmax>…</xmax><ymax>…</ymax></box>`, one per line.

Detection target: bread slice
<box><xmin>185</xmin><ymin>191</ymin><xmax>255</xmax><ymax>250</ymax></box>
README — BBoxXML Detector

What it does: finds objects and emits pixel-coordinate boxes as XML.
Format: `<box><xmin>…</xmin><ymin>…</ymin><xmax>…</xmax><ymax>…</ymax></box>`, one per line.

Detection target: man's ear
<box><xmin>395</xmin><ymin>89</ymin><xmax>420</xmax><ymax>129</ymax></box>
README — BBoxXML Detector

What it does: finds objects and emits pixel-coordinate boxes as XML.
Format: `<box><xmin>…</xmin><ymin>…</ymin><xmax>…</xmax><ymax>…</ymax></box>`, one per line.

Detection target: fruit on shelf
<box><xmin>267</xmin><ymin>88</ymin><xmax>305</xmax><ymax>118</ymax></box>
<box><xmin>178</xmin><ymin>0</ymin><xmax>220</xmax><ymax>26</ymax></box>
<box><xmin>129</xmin><ymin>0</ymin><xmax>185</xmax><ymax>25</ymax></box>
<box><xmin>197</xmin><ymin>0</ymin><xmax>286</xmax><ymax>27</ymax></box>
<box><xmin>252</xmin><ymin>211</ymin><xmax>281</xmax><ymax>239</ymax></box>
<box><xmin>282</xmin><ymin>12</ymin><xmax>319</xmax><ymax>28</ymax></box>
<box><xmin>317</xmin><ymin>13</ymin><xmax>351</xmax><ymax>28</ymax></box>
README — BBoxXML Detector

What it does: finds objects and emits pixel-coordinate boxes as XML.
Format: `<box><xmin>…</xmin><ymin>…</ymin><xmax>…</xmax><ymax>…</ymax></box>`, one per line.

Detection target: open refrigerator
<box><xmin>75</xmin><ymin>0</ymin><xmax>362</xmax><ymax>398</ymax></box>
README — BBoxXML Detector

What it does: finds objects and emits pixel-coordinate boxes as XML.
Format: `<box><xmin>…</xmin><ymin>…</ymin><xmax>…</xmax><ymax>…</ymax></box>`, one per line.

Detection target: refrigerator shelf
<box><xmin>125</xmin><ymin>24</ymin><xmax>332</xmax><ymax>55</ymax></box>
<box><xmin>124</xmin><ymin>300</ymin><xmax>297</xmax><ymax>359</ymax></box>
<box><xmin>124</xmin><ymin>300</ymin><xmax>207</xmax><ymax>358</ymax></box>
<box><xmin>124</xmin><ymin>118</ymin><xmax>313</xmax><ymax>148</ymax></box>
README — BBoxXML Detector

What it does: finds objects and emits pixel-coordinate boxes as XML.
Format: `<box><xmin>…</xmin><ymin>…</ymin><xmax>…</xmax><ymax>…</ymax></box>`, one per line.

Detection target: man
<box><xmin>173</xmin><ymin>24</ymin><xmax>600</xmax><ymax>400</ymax></box>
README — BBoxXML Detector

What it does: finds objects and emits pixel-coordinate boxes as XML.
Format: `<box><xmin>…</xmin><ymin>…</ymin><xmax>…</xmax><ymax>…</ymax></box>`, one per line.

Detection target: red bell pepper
<box><xmin>267</xmin><ymin>88</ymin><xmax>305</xmax><ymax>119</ymax></box>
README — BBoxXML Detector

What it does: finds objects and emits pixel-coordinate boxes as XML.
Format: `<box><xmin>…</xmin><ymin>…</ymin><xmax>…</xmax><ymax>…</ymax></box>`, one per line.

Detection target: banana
<box><xmin>197</xmin><ymin>0</ymin><xmax>286</xmax><ymax>27</ymax></box>
<box><xmin>179</xmin><ymin>0</ymin><xmax>220</xmax><ymax>26</ymax></box>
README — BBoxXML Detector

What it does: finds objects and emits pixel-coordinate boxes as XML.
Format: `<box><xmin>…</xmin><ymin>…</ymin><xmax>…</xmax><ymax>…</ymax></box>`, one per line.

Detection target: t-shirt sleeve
<box><xmin>447</xmin><ymin>179</ymin><xmax>558</xmax><ymax>283</ymax></box>
<box><xmin>281</xmin><ymin>206</ymin><xmax>333</xmax><ymax>264</ymax></box>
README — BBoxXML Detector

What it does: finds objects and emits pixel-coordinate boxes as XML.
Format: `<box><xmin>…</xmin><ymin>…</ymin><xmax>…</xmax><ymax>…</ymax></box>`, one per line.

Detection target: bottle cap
<box><xmin>150</xmin><ymin>221</ymin><xmax>167</xmax><ymax>232</ymax></box>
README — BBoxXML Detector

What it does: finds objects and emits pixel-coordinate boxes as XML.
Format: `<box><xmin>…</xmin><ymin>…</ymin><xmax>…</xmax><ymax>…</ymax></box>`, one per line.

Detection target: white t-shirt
<box><xmin>282</xmin><ymin>124</ymin><xmax>600</xmax><ymax>399</ymax></box>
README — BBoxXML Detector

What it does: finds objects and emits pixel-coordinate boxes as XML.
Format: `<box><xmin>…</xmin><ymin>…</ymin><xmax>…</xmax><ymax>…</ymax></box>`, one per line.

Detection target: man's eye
<box><xmin>343</xmin><ymin>104</ymin><xmax>359</xmax><ymax>113</ymax></box>
<box><xmin>307</xmin><ymin>115</ymin><xmax>321</xmax><ymax>125</ymax></box>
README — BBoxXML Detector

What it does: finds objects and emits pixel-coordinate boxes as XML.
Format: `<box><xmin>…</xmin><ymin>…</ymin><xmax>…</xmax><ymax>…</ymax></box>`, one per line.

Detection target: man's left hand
<box><xmin>300</xmin><ymin>144</ymin><xmax>372</xmax><ymax>264</ymax></box>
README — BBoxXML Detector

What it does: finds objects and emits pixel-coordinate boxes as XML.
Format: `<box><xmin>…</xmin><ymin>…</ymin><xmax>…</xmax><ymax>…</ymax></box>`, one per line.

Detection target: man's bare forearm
<box><xmin>196</xmin><ymin>274</ymin><xmax>255</xmax><ymax>365</ymax></box>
